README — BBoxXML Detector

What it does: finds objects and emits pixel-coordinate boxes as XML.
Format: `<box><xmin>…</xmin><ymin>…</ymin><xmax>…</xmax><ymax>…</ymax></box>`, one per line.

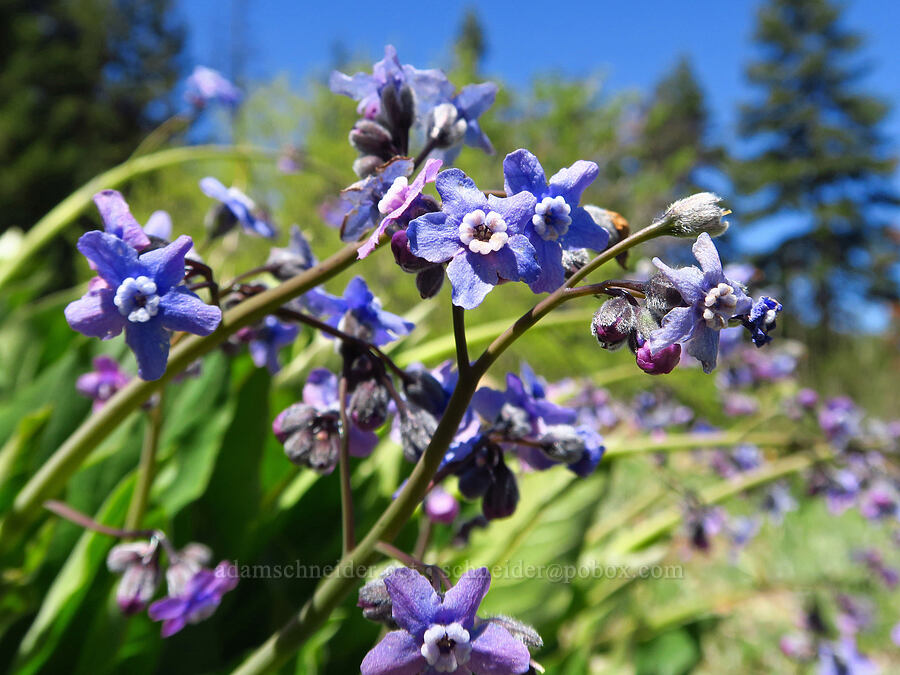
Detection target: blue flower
<box><xmin>328</xmin><ymin>276</ymin><xmax>414</xmax><ymax>346</ymax></box>
<box><xmin>338</xmin><ymin>158</ymin><xmax>417</xmax><ymax>242</ymax></box>
<box><xmin>407</xmin><ymin>169</ymin><xmax>539</xmax><ymax>309</ymax></box>
<box><xmin>744</xmin><ymin>296</ymin><xmax>783</xmax><ymax>347</ymax></box>
<box><xmin>245</xmin><ymin>316</ymin><xmax>300</xmax><ymax>374</ymax></box>
<box><xmin>360</xmin><ymin>567</ymin><xmax>531</xmax><ymax>675</ymax></box>
<box><xmin>503</xmin><ymin>149</ymin><xmax>608</xmax><ymax>292</ymax></box>
<box><xmin>64</xmin><ymin>232</ymin><xmax>222</xmax><ymax>380</ymax></box>
<box><xmin>330</xmin><ymin>45</ymin><xmax>413</xmax><ymax>119</ymax></box>
<box><xmin>185</xmin><ymin>66</ymin><xmax>242</xmax><ymax>108</ymax></box>
<box><xmin>417</xmin><ymin>79</ymin><xmax>499</xmax><ymax>162</ymax></box>
<box><xmin>148</xmin><ymin>561</ymin><xmax>238</xmax><ymax>637</ymax></box>
<box><xmin>200</xmin><ymin>177</ymin><xmax>277</xmax><ymax>239</ymax></box>
<box><xmin>648</xmin><ymin>233</ymin><xmax>752</xmax><ymax>373</ymax></box>
<box><xmin>93</xmin><ymin>190</ymin><xmax>152</xmax><ymax>251</ymax></box>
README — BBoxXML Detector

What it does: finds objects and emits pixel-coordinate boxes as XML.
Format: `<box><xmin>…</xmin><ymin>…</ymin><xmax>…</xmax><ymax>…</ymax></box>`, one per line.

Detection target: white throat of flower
<box><xmin>459</xmin><ymin>209</ymin><xmax>509</xmax><ymax>255</ymax></box>
<box><xmin>114</xmin><ymin>276</ymin><xmax>161</xmax><ymax>323</ymax></box>
<box><xmin>377</xmin><ymin>176</ymin><xmax>409</xmax><ymax>215</ymax></box>
<box><xmin>532</xmin><ymin>195</ymin><xmax>572</xmax><ymax>240</ymax></box>
<box><xmin>702</xmin><ymin>282</ymin><xmax>738</xmax><ymax>329</ymax></box>
<box><xmin>421</xmin><ymin>622</ymin><xmax>472</xmax><ymax>673</ymax></box>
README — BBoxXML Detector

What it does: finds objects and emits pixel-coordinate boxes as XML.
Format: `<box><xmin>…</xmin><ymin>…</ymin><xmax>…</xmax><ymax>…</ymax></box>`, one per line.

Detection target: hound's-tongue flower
<box><xmin>64</xmin><ymin>232</ymin><xmax>221</xmax><ymax>380</ymax></box>
<box><xmin>407</xmin><ymin>169</ymin><xmax>539</xmax><ymax>309</ymax></box>
<box><xmin>360</xmin><ymin>567</ymin><xmax>531</xmax><ymax>675</ymax></box>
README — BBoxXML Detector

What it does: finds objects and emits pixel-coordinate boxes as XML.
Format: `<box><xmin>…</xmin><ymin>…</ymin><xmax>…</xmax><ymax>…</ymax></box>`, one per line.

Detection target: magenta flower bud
<box><xmin>424</xmin><ymin>487</ymin><xmax>459</xmax><ymax>524</ymax></box>
<box><xmin>636</xmin><ymin>342</ymin><xmax>681</xmax><ymax>375</ymax></box>
<box><xmin>591</xmin><ymin>297</ymin><xmax>637</xmax><ymax>350</ymax></box>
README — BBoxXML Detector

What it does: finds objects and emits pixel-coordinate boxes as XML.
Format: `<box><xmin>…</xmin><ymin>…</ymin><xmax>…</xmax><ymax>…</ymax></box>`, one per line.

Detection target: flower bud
<box><xmin>658</xmin><ymin>192</ymin><xmax>730</xmax><ymax>238</ymax></box>
<box><xmin>493</xmin><ymin>403</ymin><xmax>533</xmax><ymax>440</ymax></box>
<box><xmin>403</xmin><ymin>370</ymin><xmax>448</xmax><ymax>417</ymax></box>
<box><xmin>380</xmin><ymin>84</ymin><xmax>415</xmax><ymax>139</ymax></box>
<box><xmin>349</xmin><ymin>379</ymin><xmax>390</xmax><ymax>430</ymax></box>
<box><xmin>166</xmin><ymin>542</ymin><xmax>213</xmax><ymax>597</ymax></box>
<box><xmin>482</xmin><ymin>459</ymin><xmax>519</xmax><ymax>520</ymax></box>
<box><xmin>276</xmin><ymin>403</ymin><xmax>342</xmax><ymax>473</ymax></box>
<box><xmin>358</xmin><ymin>573</ymin><xmax>398</xmax><ymax>627</ymax></box>
<box><xmin>561</xmin><ymin>248</ymin><xmax>592</xmax><ymax>279</ymax></box>
<box><xmin>427</xmin><ymin>103</ymin><xmax>467</xmax><ymax>148</ymax></box>
<box><xmin>484</xmin><ymin>615</ymin><xmax>544</xmax><ymax>650</ymax></box>
<box><xmin>399</xmin><ymin>408</ymin><xmax>438</xmax><ymax>462</ymax></box>
<box><xmin>415</xmin><ymin>265</ymin><xmax>445</xmax><ymax>299</ymax></box>
<box><xmin>353</xmin><ymin>155</ymin><xmax>384</xmax><ymax>178</ymax></box>
<box><xmin>391</xmin><ymin>230</ymin><xmax>434</xmax><ymax>273</ymax></box>
<box><xmin>107</xmin><ymin>540</ymin><xmax>161</xmax><ymax>615</ymax></box>
<box><xmin>538</xmin><ymin>425</ymin><xmax>587</xmax><ymax>464</ymax></box>
<box><xmin>349</xmin><ymin>119</ymin><xmax>395</xmax><ymax>158</ymax></box>
<box><xmin>591</xmin><ymin>297</ymin><xmax>638</xmax><ymax>350</ymax></box>
<box><xmin>644</xmin><ymin>272</ymin><xmax>687</xmax><ymax>323</ymax></box>
<box><xmin>583</xmin><ymin>205</ymin><xmax>630</xmax><ymax>266</ymax></box>
<box><xmin>635</xmin><ymin>342</ymin><xmax>681</xmax><ymax>375</ymax></box>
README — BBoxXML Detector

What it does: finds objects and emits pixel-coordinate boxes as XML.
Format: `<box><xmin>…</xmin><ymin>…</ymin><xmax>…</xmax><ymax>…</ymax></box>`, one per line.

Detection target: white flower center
<box><xmin>114</xmin><ymin>276</ymin><xmax>161</xmax><ymax>323</ymax></box>
<box><xmin>458</xmin><ymin>209</ymin><xmax>509</xmax><ymax>255</ymax></box>
<box><xmin>430</xmin><ymin>103</ymin><xmax>468</xmax><ymax>143</ymax></box>
<box><xmin>532</xmin><ymin>195</ymin><xmax>572</xmax><ymax>240</ymax></box>
<box><xmin>377</xmin><ymin>176</ymin><xmax>409</xmax><ymax>215</ymax></box>
<box><xmin>702</xmin><ymin>282</ymin><xmax>738</xmax><ymax>329</ymax></box>
<box><xmin>421</xmin><ymin>622</ymin><xmax>472</xmax><ymax>672</ymax></box>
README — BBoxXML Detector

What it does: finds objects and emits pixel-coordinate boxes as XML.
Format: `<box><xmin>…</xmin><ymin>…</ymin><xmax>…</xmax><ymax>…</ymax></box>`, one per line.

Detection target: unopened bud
<box><xmin>483</xmin><ymin>459</ymin><xmax>519</xmax><ymax>520</ymax></box>
<box><xmin>358</xmin><ymin>572</ymin><xmax>398</xmax><ymax>627</ymax></box>
<box><xmin>428</xmin><ymin>103</ymin><xmax>467</xmax><ymax>148</ymax></box>
<box><xmin>424</xmin><ymin>487</ymin><xmax>460</xmax><ymax>524</ymax></box>
<box><xmin>276</xmin><ymin>403</ymin><xmax>341</xmax><ymax>473</ymax></box>
<box><xmin>561</xmin><ymin>248</ymin><xmax>592</xmax><ymax>278</ymax></box>
<box><xmin>635</xmin><ymin>342</ymin><xmax>681</xmax><ymax>375</ymax></box>
<box><xmin>349</xmin><ymin>119</ymin><xmax>394</xmax><ymax>158</ymax></box>
<box><xmin>400</xmin><ymin>408</ymin><xmax>438</xmax><ymax>462</ymax></box>
<box><xmin>353</xmin><ymin>155</ymin><xmax>384</xmax><ymax>178</ymax></box>
<box><xmin>484</xmin><ymin>615</ymin><xmax>544</xmax><ymax>650</ymax></box>
<box><xmin>658</xmin><ymin>192</ymin><xmax>730</xmax><ymax>238</ymax></box>
<box><xmin>591</xmin><ymin>297</ymin><xmax>638</xmax><ymax>350</ymax></box>
<box><xmin>380</xmin><ymin>84</ymin><xmax>415</xmax><ymax>137</ymax></box>
<box><xmin>107</xmin><ymin>541</ymin><xmax>161</xmax><ymax>615</ymax></box>
<box><xmin>349</xmin><ymin>379</ymin><xmax>390</xmax><ymax>431</ymax></box>
<box><xmin>538</xmin><ymin>425</ymin><xmax>587</xmax><ymax>464</ymax></box>
<box><xmin>645</xmin><ymin>273</ymin><xmax>687</xmax><ymax>323</ymax></box>
<box><xmin>415</xmin><ymin>265</ymin><xmax>445</xmax><ymax>299</ymax></box>
<box><xmin>403</xmin><ymin>371</ymin><xmax>448</xmax><ymax>416</ymax></box>
<box><xmin>391</xmin><ymin>230</ymin><xmax>434</xmax><ymax>273</ymax></box>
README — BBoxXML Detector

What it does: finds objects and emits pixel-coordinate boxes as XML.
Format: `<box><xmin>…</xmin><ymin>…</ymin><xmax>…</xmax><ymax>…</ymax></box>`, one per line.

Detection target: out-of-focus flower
<box><xmin>107</xmin><ymin>540</ymin><xmax>161</xmax><ymax>615</ymax></box>
<box><xmin>76</xmin><ymin>355</ymin><xmax>130</xmax><ymax>411</ymax></box>
<box><xmin>241</xmin><ymin>316</ymin><xmax>299</xmax><ymax>374</ymax></box>
<box><xmin>65</xmin><ymin>232</ymin><xmax>221</xmax><ymax>380</ymax></box>
<box><xmin>185</xmin><ymin>66</ymin><xmax>241</xmax><ymax>108</ymax></box>
<box><xmin>326</xmin><ymin>276</ymin><xmax>414</xmax><ymax>346</ymax></box>
<box><xmin>200</xmin><ymin>177</ymin><xmax>276</xmax><ymax>239</ymax></box>
<box><xmin>425</xmin><ymin>487</ymin><xmax>460</xmax><ymax>524</ymax></box>
<box><xmin>816</xmin><ymin>637</ymin><xmax>877</xmax><ymax>675</ymax></box>
<box><xmin>148</xmin><ymin>561</ymin><xmax>238</xmax><ymax>637</ymax></box>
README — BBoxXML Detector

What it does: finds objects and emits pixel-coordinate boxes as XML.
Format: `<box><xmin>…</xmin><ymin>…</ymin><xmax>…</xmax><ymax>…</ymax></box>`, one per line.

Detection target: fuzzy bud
<box><xmin>483</xmin><ymin>458</ymin><xmax>519</xmax><ymax>520</ymax></box>
<box><xmin>358</xmin><ymin>572</ymin><xmax>398</xmax><ymax>627</ymax></box>
<box><xmin>380</xmin><ymin>84</ymin><xmax>415</xmax><ymax>140</ymax></box>
<box><xmin>591</xmin><ymin>297</ymin><xmax>638</xmax><ymax>350</ymax></box>
<box><xmin>538</xmin><ymin>425</ymin><xmax>588</xmax><ymax>464</ymax></box>
<box><xmin>645</xmin><ymin>272</ymin><xmax>687</xmax><ymax>324</ymax></box>
<box><xmin>403</xmin><ymin>371</ymin><xmax>448</xmax><ymax>417</ymax></box>
<box><xmin>348</xmin><ymin>379</ymin><xmax>390</xmax><ymax>431</ymax></box>
<box><xmin>561</xmin><ymin>248</ymin><xmax>592</xmax><ymax>279</ymax></box>
<box><xmin>349</xmin><ymin>119</ymin><xmax>394</xmax><ymax>159</ymax></box>
<box><xmin>484</xmin><ymin>616</ymin><xmax>544</xmax><ymax>650</ymax></box>
<box><xmin>415</xmin><ymin>265</ymin><xmax>445</xmax><ymax>299</ymax></box>
<box><xmin>391</xmin><ymin>230</ymin><xmax>434</xmax><ymax>273</ymax></box>
<box><xmin>107</xmin><ymin>541</ymin><xmax>161</xmax><ymax>615</ymax></box>
<box><xmin>276</xmin><ymin>403</ymin><xmax>342</xmax><ymax>473</ymax></box>
<box><xmin>399</xmin><ymin>408</ymin><xmax>438</xmax><ymax>462</ymax></box>
<box><xmin>658</xmin><ymin>192</ymin><xmax>730</xmax><ymax>238</ymax></box>
<box><xmin>635</xmin><ymin>342</ymin><xmax>681</xmax><ymax>375</ymax></box>
<box><xmin>352</xmin><ymin>155</ymin><xmax>384</xmax><ymax>179</ymax></box>
<box><xmin>427</xmin><ymin>103</ymin><xmax>467</xmax><ymax>148</ymax></box>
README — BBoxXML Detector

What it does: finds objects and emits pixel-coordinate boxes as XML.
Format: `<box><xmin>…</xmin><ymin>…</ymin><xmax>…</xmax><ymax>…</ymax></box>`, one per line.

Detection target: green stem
<box><xmin>452</xmin><ymin>305</ymin><xmax>469</xmax><ymax>376</ymax></box>
<box><xmin>603</xmin><ymin>431</ymin><xmax>795</xmax><ymax>458</ymax></box>
<box><xmin>0</xmin><ymin>238</ymin><xmax>365</xmax><ymax>556</ymax></box>
<box><xmin>338</xmin><ymin>377</ymin><xmax>355</xmax><ymax>556</ymax></box>
<box><xmin>0</xmin><ymin>144</ymin><xmax>276</xmax><ymax>292</ymax></box>
<box><xmin>124</xmin><ymin>394</ymin><xmax>164</xmax><ymax>531</ymax></box>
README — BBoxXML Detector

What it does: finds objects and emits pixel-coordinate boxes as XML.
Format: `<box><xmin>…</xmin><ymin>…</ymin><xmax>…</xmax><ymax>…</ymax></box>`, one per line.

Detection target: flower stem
<box><xmin>124</xmin><ymin>393</ymin><xmax>164</xmax><ymax>531</ymax></box>
<box><xmin>338</xmin><ymin>377</ymin><xmax>355</xmax><ymax>556</ymax></box>
<box><xmin>44</xmin><ymin>500</ymin><xmax>157</xmax><ymax>540</ymax></box>
<box><xmin>0</xmin><ymin>144</ymin><xmax>276</xmax><ymax>293</ymax></box>
<box><xmin>452</xmin><ymin>304</ymin><xmax>469</xmax><ymax>376</ymax></box>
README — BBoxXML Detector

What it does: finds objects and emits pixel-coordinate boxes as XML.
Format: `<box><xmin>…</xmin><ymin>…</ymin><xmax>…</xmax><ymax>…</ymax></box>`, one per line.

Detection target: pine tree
<box><xmin>734</xmin><ymin>0</ymin><xmax>898</xmax><ymax>332</ymax></box>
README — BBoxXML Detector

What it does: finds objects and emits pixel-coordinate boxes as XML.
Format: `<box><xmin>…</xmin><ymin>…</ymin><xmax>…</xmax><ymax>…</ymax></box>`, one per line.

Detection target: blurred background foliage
<box><xmin>0</xmin><ymin>0</ymin><xmax>898</xmax><ymax>673</ymax></box>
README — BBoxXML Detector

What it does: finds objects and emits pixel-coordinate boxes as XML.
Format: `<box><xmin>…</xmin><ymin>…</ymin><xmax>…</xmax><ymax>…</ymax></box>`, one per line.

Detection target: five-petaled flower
<box><xmin>64</xmin><ymin>232</ymin><xmax>222</xmax><ymax>380</ymax></box>
<box><xmin>361</xmin><ymin>567</ymin><xmax>531</xmax><ymax>675</ymax></box>
<box><xmin>503</xmin><ymin>149</ymin><xmax>609</xmax><ymax>292</ymax></box>
<box><xmin>200</xmin><ymin>177</ymin><xmax>277</xmax><ymax>239</ymax></box>
<box><xmin>648</xmin><ymin>233</ymin><xmax>752</xmax><ymax>373</ymax></box>
<box><xmin>327</xmin><ymin>276</ymin><xmax>415</xmax><ymax>346</ymax></box>
<box><xmin>407</xmin><ymin>169</ymin><xmax>539</xmax><ymax>309</ymax></box>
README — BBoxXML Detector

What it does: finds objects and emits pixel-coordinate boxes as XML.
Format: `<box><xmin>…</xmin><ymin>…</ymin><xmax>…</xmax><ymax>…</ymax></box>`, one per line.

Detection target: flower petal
<box><xmin>349</xmin><ymin>425</ymin><xmax>378</xmax><ymax>457</ymax></box>
<box><xmin>454</xmin><ymin>82</ymin><xmax>498</xmax><ymax>120</ymax></box>
<box><xmin>435</xmin><ymin>169</ymin><xmax>487</xmax><ymax>219</ymax></box>
<box><xmin>360</xmin><ymin>630</ymin><xmax>426</xmax><ymax>675</ymax></box>
<box><xmin>464</xmin><ymin>119</ymin><xmax>495</xmax><ymax>154</ymax></box>
<box><xmin>77</xmin><ymin>231</ymin><xmax>139</xmax><ymax>286</ymax></box>
<box><xmin>562</xmin><ymin>208</ymin><xmax>610</xmax><ymax>251</ymax></box>
<box><xmin>199</xmin><ymin>177</ymin><xmax>231</xmax><ymax>202</ymax></box>
<box><xmin>143</xmin><ymin>210</ymin><xmax>173</xmax><ymax>240</ymax></box>
<box><xmin>93</xmin><ymin>190</ymin><xmax>151</xmax><ymax>251</ymax></box>
<box><xmin>468</xmin><ymin>622</ymin><xmax>532</xmax><ymax>674</ymax></box>
<box><xmin>407</xmin><ymin>212</ymin><xmax>461</xmax><ymax>263</ymax></box>
<box><xmin>649</xmin><ymin>306</ymin><xmax>697</xmax><ymax>353</ymax></box>
<box><xmin>384</xmin><ymin>567</ymin><xmax>441</xmax><ymax>639</ymax></box>
<box><xmin>447</xmin><ymin>253</ymin><xmax>495</xmax><ymax>310</ymax></box>
<box><xmin>488</xmin><ymin>191</ymin><xmax>537</xmax><ymax>236</ymax></box>
<box><xmin>159</xmin><ymin>287</ymin><xmax>221</xmax><ymax>335</ymax></box>
<box><xmin>65</xmin><ymin>288</ymin><xmax>124</xmax><ymax>339</ymax></box>
<box><xmin>692</xmin><ymin>232</ymin><xmax>723</xmax><ymax>278</ymax></box>
<box><xmin>125</xmin><ymin>321</ymin><xmax>171</xmax><ymax>381</ymax></box>
<box><xmin>548</xmin><ymin>160</ymin><xmax>599</xmax><ymax>206</ymax></box>
<box><xmin>139</xmin><ymin>235</ymin><xmax>194</xmax><ymax>294</ymax></box>
<box><xmin>686</xmin><ymin>324</ymin><xmax>721</xmax><ymax>374</ymax></box>
<box><xmin>526</xmin><ymin>236</ymin><xmax>564</xmax><ymax>293</ymax></box>
<box><xmin>505</xmin><ymin>234</ymin><xmax>540</xmax><ymax>284</ymax></box>
<box><xmin>148</xmin><ymin>597</ymin><xmax>186</xmax><ymax>621</ymax></box>
<box><xmin>436</xmin><ymin>567</ymin><xmax>490</xmax><ymax>628</ymax></box>
<box><xmin>651</xmin><ymin>258</ymin><xmax>704</xmax><ymax>302</ymax></box>
<box><xmin>503</xmin><ymin>149</ymin><xmax>547</xmax><ymax>197</ymax></box>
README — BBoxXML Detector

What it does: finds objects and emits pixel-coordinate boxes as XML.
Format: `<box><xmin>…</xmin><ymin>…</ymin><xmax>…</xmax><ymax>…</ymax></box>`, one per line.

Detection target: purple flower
<box><xmin>143</xmin><ymin>210</ymin><xmax>174</xmax><ymax>240</ymax></box>
<box><xmin>407</xmin><ymin>169</ymin><xmax>539</xmax><ymax>309</ymax></box>
<box><xmin>338</xmin><ymin>158</ymin><xmax>415</xmax><ymax>241</ymax></box>
<box><xmin>744</xmin><ymin>296</ymin><xmax>783</xmax><ymax>347</ymax></box>
<box><xmin>76</xmin><ymin>355</ymin><xmax>130</xmax><ymax>411</ymax></box>
<box><xmin>93</xmin><ymin>190</ymin><xmax>151</xmax><ymax>252</ymax></box>
<box><xmin>649</xmin><ymin>233</ymin><xmax>753</xmax><ymax>373</ymax></box>
<box><xmin>148</xmin><ymin>561</ymin><xmax>238</xmax><ymax>637</ymax></box>
<box><xmin>425</xmin><ymin>487</ymin><xmax>460</xmax><ymax>525</ymax></box>
<box><xmin>64</xmin><ymin>232</ymin><xmax>222</xmax><ymax>380</ymax></box>
<box><xmin>200</xmin><ymin>177</ymin><xmax>276</xmax><ymax>239</ymax></box>
<box><xmin>273</xmin><ymin>368</ymin><xmax>378</xmax><ymax>473</ymax></box>
<box><xmin>635</xmin><ymin>340</ymin><xmax>681</xmax><ymax>375</ymax></box>
<box><xmin>330</xmin><ymin>45</ymin><xmax>417</xmax><ymax>119</ymax></box>
<box><xmin>185</xmin><ymin>66</ymin><xmax>242</xmax><ymax>108</ymax></box>
<box><xmin>360</xmin><ymin>567</ymin><xmax>531</xmax><ymax>675</ymax></box>
<box><xmin>502</xmin><ymin>149</ymin><xmax>608</xmax><ymax>292</ymax></box>
<box><xmin>358</xmin><ymin>158</ymin><xmax>442</xmax><ymax>259</ymax></box>
<box><xmin>762</xmin><ymin>483</ymin><xmax>797</xmax><ymax>524</ymax></box>
<box><xmin>818</xmin><ymin>397</ymin><xmax>862</xmax><ymax>450</ymax></box>
<box><xmin>328</xmin><ymin>276</ymin><xmax>414</xmax><ymax>346</ymax></box>
<box><xmin>107</xmin><ymin>540</ymin><xmax>161</xmax><ymax>615</ymax></box>
<box><xmin>244</xmin><ymin>316</ymin><xmax>300</xmax><ymax>374</ymax></box>
<box><xmin>817</xmin><ymin>637</ymin><xmax>877</xmax><ymax>675</ymax></box>
<box><xmin>418</xmin><ymin>81</ymin><xmax>499</xmax><ymax>163</ymax></box>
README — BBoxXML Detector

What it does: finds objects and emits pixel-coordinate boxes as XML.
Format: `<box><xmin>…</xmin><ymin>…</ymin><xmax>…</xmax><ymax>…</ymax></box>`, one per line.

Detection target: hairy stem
<box><xmin>124</xmin><ymin>395</ymin><xmax>164</xmax><ymax>531</ymax></box>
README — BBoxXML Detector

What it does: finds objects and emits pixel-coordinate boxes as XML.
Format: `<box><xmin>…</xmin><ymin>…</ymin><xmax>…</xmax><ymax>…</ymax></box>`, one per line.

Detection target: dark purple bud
<box><xmin>276</xmin><ymin>403</ymin><xmax>342</xmax><ymax>473</ymax></box>
<box><xmin>458</xmin><ymin>464</ymin><xmax>492</xmax><ymax>499</ymax></box>
<box><xmin>484</xmin><ymin>616</ymin><xmax>544</xmax><ymax>650</ymax></box>
<box><xmin>349</xmin><ymin>379</ymin><xmax>390</xmax><ymax>430</ymax></box>
<box><xmin>343</xmin><ymin>352</ymin><xmax>385</xmax><ymax>390</ymax></box>
<box><xmin>635</xmin><ymin>342</ymin><xmax>681</xmax><ymax>375</ymax></box>
<box><xmin>391</xmin><ymin>230</ymin><xmax>434</xmax><ymax>273</ymax></box>
<box><xmin>358</xmin><ymin>573</ymin><xmax>398</xmax><ymax>627</ymax></box>
<box><xmin>399</xmin><ymin>408</ymin><xmax>438</xmax><ymax>462</ymax></box>
<box><xmin>415</xmin><ymin>265</ymin><xmax>445</xmax><ymax>299</ymax></box>
<box><xmin>349</xmin><ymin>119</ymin><xmax>394</xmax><ymax>158</ymax></box>
<box><xmin>380</xmin><ymin>84</ymin><xmax>414</xmax><ymax>144</ymax></box>
<box><xmin>483</xmin><ymin>459</ymin><xmax>519</xmax><ymax>520</ymax></box>
<box><xmin>591</xmin><ymin>297</ymin><xmax>638</xmax><ymax>350</ymax></box>
<box><xmin>402</xmin><ymin>371</ymin><xmax>448</xmax><ymax>416</ymax></box>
